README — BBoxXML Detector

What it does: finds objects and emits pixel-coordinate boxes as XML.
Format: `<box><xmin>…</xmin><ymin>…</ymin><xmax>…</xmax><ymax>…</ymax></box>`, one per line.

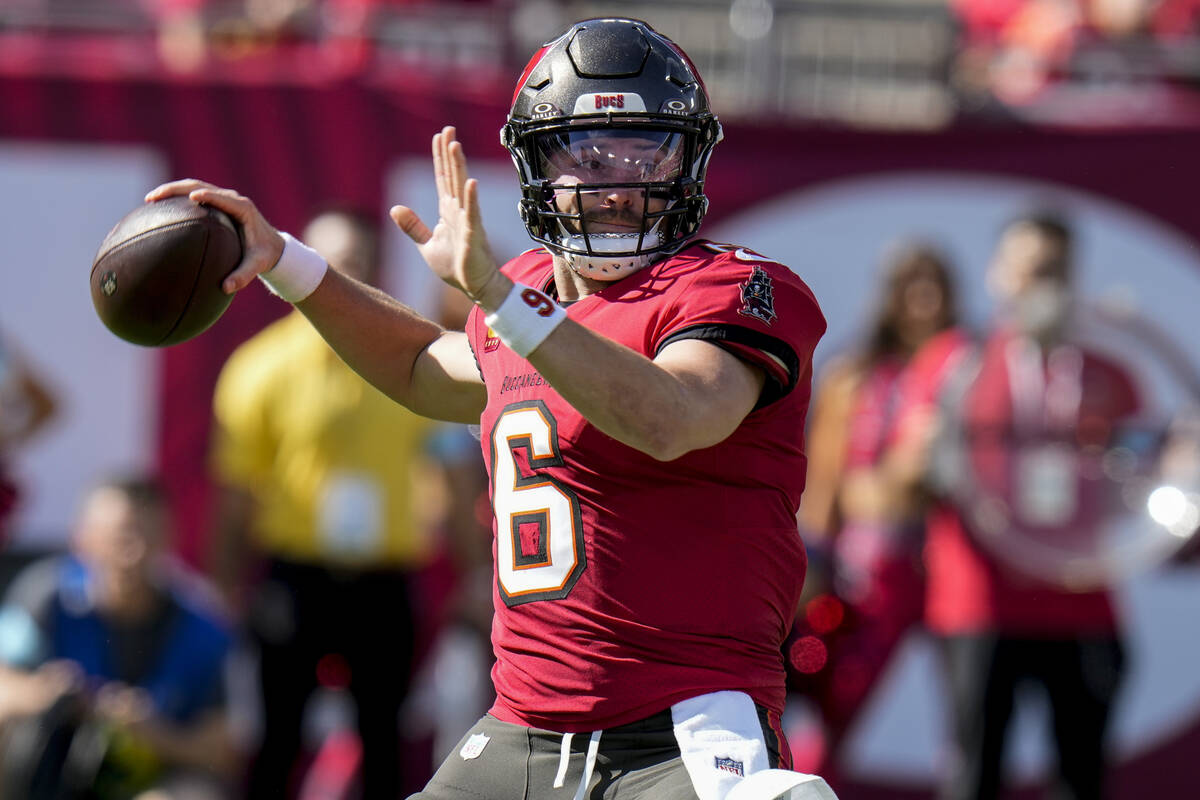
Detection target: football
<box><xmin>90</xmin><ymin>196</ymin><xmax>242</xmax><ymax>347</ymax></box>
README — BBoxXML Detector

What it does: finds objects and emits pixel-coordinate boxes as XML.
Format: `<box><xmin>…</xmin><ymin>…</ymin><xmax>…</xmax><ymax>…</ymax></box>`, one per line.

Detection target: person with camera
<box><xmin>0</xmin><ymin>475</ymin><xmax>236</xmax><ymax>800</ymax></box>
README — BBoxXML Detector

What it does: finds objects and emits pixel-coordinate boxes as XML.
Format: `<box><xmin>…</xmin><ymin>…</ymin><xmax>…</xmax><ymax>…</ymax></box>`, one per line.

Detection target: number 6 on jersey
<box><xmin>491</xmin><ymin>401</ymin><xmax>586</xmax><ymax>606</ymax></box>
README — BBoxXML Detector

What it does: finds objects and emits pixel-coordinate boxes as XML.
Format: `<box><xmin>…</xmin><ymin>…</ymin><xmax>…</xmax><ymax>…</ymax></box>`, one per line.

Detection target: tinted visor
<box><xmin>534</xmin><ymin>128</ymin><xmax>688</xmax><ymax>184</ymax></box>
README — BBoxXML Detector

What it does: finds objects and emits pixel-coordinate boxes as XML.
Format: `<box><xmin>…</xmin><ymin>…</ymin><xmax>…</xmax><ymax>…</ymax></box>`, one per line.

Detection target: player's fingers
<box><xmin>437</xmin><ymin>127</ymin><xmax>457</xmax><ymax>202</ymax></box>
<box><xmin>144</xmin><ymin>179</ymin><xmax>217</xmax><ymax>203</ymax></box>
<box><xmin>390</xmin><ymin>205</ymin><xmax>433</xmax><ymax>245</ymax></box>
<box><xmin>187</xmin><ymin>187</ymin><xmax>263</xmax><ymax>228</ymax></box>
<box><xmin>172</xmin><ymin>188</ymin><xmax>281</xmax><ymax>294</ymax></box>
<box><xmin>432</xmin><ymin>129</ymin><xmax>449</xmax><ymax>200</ymax></box>
<box><xmin>222</xmin><ymin>245</ymin><xmax>281</xmax><ymax>294</ymax></box>
<box><xmin>435</xmin><ymin>126</ymin><xmax>459</xmax><ymax>202</ymax></box>
<box><xmin>465</xmin><ymin>178</ymin><xmax>484</xmax><ymax>233</ymax></box>
<box><xmin>448</xmin><ymin>138</ymin><xmax>468</xmax><ymax>207</ymax></box>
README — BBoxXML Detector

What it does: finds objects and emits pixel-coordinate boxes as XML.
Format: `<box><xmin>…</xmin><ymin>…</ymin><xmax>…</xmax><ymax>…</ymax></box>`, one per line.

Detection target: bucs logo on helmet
<box><xmin>502</xmin><ymin>18</ymin><xmax>723</xmax><ymax>282</ymax></box>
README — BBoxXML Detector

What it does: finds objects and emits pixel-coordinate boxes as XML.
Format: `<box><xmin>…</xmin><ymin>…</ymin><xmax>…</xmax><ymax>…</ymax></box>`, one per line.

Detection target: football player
<box><xmin>149</xmin><ymin>18</ymin><xmax>829</xmax><ymax>800</ymax></box>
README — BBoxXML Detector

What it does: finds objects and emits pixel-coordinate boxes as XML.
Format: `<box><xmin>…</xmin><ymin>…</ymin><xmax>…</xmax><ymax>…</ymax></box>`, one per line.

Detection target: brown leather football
<box><xmin>91</xmin><ymin>196</ymin><xmax>242</xmax><ymax>347</ymax></box>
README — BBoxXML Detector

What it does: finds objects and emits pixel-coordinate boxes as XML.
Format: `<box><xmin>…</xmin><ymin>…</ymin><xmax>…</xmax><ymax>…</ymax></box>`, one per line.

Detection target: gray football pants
<box><xmin>408</xmin><ymin>703</ymin><xmax>784</xmax><ymax>800</ymax></box>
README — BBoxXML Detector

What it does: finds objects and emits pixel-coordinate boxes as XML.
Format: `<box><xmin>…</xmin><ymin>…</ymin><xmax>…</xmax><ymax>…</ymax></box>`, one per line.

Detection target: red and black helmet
<box><xmin>501</xmin><ymin>18</ymin><xmax>723</xmax><ymax>279</ymax></box>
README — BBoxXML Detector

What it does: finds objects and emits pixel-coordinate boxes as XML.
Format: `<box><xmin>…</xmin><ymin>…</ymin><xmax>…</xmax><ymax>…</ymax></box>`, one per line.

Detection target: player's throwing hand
<box><xmin>144</xmin><ymin>179</ymin><xmax>286</xmax><ymax>295</ymax></box>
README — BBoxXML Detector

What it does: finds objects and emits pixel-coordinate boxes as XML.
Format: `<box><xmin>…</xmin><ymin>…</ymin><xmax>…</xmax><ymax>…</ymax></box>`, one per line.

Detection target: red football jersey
<box><xmin>465</xmin><ymin>240</ymin><xmax>826</xmax><ymax>732</ymax></box>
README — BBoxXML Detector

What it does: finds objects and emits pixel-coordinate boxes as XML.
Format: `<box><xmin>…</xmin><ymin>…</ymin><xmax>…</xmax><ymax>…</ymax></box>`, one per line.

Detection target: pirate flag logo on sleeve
<box><xmin>738</xmin><ymin>265</ymin><xmax>777</xmax><ymax>325</ymax></box>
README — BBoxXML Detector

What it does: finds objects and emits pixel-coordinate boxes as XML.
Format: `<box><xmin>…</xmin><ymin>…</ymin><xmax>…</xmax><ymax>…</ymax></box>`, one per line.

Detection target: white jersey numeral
<box><xmin>491</xmin><ymin>400</ymin><xmax>586</xmax><ymax>606</ymax></box>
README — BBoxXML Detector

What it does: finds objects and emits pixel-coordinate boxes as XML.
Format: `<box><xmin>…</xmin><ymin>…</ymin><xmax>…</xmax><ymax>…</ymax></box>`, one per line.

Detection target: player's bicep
<box><xmin>654</xmin><ymin>338</ymin><xmax>766</xmax><ymax>445</ymax></box>
<box><xmin>407</xmin><ymin>331</ymin><xmax>487</xmax><ymax>423</ymax></box>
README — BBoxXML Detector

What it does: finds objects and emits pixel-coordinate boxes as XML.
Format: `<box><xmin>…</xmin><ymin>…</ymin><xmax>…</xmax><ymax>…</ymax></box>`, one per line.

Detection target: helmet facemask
<box><xmin>514</xmin><ymin>123</ymin><xmax>709</xmax><ymax>280</ymax></box>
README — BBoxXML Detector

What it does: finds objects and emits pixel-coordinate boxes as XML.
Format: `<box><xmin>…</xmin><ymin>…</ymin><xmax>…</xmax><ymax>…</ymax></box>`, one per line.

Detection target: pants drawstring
<box><xmin>553</xmin><ymin>732</ymin><xmax>574</xmax><ymax>789</ymax></box>
<box><xmin>572</xmin><ymin>730</ymin><xmax>602</xmax><ymax>800</ymax></box>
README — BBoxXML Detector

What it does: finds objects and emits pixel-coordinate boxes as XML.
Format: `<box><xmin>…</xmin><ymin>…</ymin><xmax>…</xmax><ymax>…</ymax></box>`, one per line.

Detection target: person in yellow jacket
<box><xmin>210</xmin><ymin>208</ymin><xmax>436</xmax><ymax>800</ymax></box>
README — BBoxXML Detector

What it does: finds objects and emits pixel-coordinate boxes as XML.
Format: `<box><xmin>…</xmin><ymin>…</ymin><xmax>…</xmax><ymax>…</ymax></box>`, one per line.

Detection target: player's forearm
<box><xmin>526</xmin><ymin>322</ymin><xmax>751</xmax><ymax>461</ymax></box>
<box><xmin>295</xmin><ymin>269</ymin><xmax>478</xmax><ymax>422</ymax></box>
<box><xmin>470</xmin><ymin>272</ymin><xmax>760</xmax><ymax>459</ymax></box>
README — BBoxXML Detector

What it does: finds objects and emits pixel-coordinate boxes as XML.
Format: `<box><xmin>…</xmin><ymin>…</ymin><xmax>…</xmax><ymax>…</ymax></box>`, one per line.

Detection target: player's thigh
<box><xmin>407</xmin><ymin>715</ymin><xmax>528</xmax><ymax>800</ymax></box>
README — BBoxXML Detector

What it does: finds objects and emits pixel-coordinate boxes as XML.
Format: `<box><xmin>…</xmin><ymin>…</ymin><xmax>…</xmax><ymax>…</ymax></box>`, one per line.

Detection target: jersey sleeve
<box><xmin>653</xmin><ymin>250</ymin><xmax>826</xmax><ymax>407</ymax></box>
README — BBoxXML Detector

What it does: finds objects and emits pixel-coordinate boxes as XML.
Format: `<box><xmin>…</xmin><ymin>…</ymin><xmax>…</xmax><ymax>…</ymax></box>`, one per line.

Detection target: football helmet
<box><xmin>502</xmin><ymin>18</ymin><xmax>723</xmax><ymax>281</ymax></box>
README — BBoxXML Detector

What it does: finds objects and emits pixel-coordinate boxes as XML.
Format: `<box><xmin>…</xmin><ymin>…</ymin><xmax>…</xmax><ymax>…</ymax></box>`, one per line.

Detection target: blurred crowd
<box><xmin>3</xmin><ymin>0</ymin><xmax>1200</xmax><ymax>125</ymax></box>
<box><xmin>953</xmin><ymin>0</ymin><xmax>1200</xmax><ymax>120</ymax></box>
<box><xmin>786</xmin><ymin>209</ymin><xmax>1200</xmax><ymax>799</ymax></box>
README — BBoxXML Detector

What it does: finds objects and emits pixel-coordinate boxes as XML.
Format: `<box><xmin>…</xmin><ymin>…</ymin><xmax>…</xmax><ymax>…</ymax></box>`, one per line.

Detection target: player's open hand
<box><xmin>390</xmin><ymin>127</ymin><xmax>509</xmax><ymax>309</ymax></box>
<box><xmin>145</xmin><ymin>180</ymin><xmax>285</xmax><ymax>295</ymax></box>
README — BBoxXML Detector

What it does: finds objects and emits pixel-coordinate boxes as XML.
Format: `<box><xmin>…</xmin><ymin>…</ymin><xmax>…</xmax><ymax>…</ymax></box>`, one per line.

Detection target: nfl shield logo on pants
<box><xmin>460</xmin><ymin>733</ymin><xmax>490</xmax><ymax>760</ymax></box>
<box><xmin>715</xmin><ymin>756</ymin><xmax>744</xmax><ymax>776</ymax></box>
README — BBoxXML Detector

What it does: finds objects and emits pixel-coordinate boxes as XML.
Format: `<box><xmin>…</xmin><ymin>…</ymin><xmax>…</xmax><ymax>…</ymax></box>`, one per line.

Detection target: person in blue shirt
<box><xmin>0</xmin><ymin>475</ymin><xmax>237</xmax><ymax>800</ymax></box>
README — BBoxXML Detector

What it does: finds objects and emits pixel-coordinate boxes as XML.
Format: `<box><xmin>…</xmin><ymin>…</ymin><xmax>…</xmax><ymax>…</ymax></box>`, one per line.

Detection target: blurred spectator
<box><xmin>787</xmin><ymin>242</ymin><xmax>958</xmax><ymax>782</ymax></box>
<box><xmin>143</xmin><ymin>0</ymin><xmax>210</xmax><ymax>72</ymax></box>
<box><xmin>1153</xmin><ymin>0</ymin><xmax>1200</xmax><ymax>37</ymax></box>
<box><xmin>0</xmin><ymin>329</ymin><xmax>59</xmax><ymax>546</ymax></box>
<box><xmin>143</xmin><ymin>0</ymin><xmax>386</xmax><ymax>72</ymax></box>
<box><xmin>888</xmin><ymin>212</ymin><xmax>1132</xmax><ymax>800</ymax></box>
<box><xmin>953</xmin><ymin>0</ymin><xmax>1085</xmax><ymax>105</ymax></box>
<box><xmin>0</xmin><ymin>475</ymin><xmax>236</xmax><ymax>800</ymax></box>
<box><xmin>209</xmin><ymin>208</ymin><xmax>436</xmax><ymax>799</ymax></box>
<box><xmin>242</xmin><ymin>0</ymin><xmax>316</xmax><ymax>41</ymax></box>
<box><xmin>953</xmin><ymin>0</ymin><xmax>1200</xmax><ymax>110</ymax></box>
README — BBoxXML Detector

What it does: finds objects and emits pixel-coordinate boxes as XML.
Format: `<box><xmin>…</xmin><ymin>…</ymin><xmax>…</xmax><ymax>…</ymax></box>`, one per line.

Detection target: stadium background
<box><xmin>2</xmin><ymin>0</ymin><xmax>1200</xmax><ymax>797</ymax></box>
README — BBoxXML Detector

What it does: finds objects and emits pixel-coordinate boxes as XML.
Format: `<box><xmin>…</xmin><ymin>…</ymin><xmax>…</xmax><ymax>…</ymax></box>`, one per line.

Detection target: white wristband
<box><xmin>259</xmin><ymin>232</ymin><xmax>329</xmax><ymax>302</ymax></box>
<box><xmin>483</xmin><ymin>282</ymin><xmax>568</xmax><ymax>358</ymax></box>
